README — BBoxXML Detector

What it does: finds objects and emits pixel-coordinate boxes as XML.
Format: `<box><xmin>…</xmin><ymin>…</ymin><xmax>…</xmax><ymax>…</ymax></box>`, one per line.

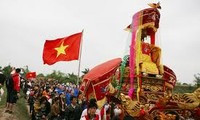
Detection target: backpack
<box><xmin>6</xmin><ymin>75</ymin><xmax>14</xmax><ymax>89</ymax></box>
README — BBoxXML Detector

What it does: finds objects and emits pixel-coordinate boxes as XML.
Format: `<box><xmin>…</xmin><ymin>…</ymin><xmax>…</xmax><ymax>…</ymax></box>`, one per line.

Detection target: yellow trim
<box><xmin>126</xmin><ymin>22</ymin><xmax>157</xmax><ymax>33</ymax></box>
<box><xmin>139</xmin><ymin>22</ymin><xmax>157</xmax><ymax>32</ymax></box>
<box><xmin>135</xmin><ymin>12</ymin><xmax>143</xmax><ymax>101</ymax></box>
<box><xmin>97</xmin><ymin>97</ymin><xmax>107</xmax><ymax>109</ymax></box>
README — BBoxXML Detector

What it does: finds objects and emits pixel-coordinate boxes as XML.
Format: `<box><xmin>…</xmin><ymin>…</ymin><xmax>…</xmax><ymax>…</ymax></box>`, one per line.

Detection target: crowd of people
<box><xmin>23</xmin><ymin>78</ymin><xmax>129</xmax><ymax>120</ymax></box>
<box><xmin>24</xmin><ymin>78</ymin><xmax>84</xmax><ymax>120</ymax></box>
<box><xmin>0</xmin><ymin>67</ymin><xmax>134</xmax><ymax>120</ymax></box>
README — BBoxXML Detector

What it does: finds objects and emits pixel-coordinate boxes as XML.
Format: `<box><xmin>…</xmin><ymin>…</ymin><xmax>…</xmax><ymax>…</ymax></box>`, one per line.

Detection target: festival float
<box><xmin>80</xmin><ymin>3</ymin><xmax>200</xmax><ymax>119</ymax></box>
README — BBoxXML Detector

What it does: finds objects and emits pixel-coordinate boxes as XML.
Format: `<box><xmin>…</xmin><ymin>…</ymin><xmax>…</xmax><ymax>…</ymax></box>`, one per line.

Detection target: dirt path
<box><xmin>0</xmin><ymin>97</ymin><xmax>31</xmax><ymax>120</ymax></box>
<box><xmin>0</xmin><ymin>108</ymin><xmax>18</xmax><ymax>120</ymax></box>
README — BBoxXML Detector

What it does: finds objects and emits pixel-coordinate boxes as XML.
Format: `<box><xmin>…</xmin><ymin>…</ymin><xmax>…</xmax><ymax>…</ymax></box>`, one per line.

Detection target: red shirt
<box><xmin>84</xmin><ymin>114</ymin><xmax>99</xmax><ymax>120</ymax></box>
<box><xmin>12</xmin><ymin>73</ymin><xmax>20</xmax><ymax>92</ymax></box>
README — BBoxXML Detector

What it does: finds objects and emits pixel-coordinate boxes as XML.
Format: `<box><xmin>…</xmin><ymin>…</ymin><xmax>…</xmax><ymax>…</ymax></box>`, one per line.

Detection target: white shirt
<box><xmin>81</xmin><ymin>108</ymin><xmax>101</xmax><ymax>120</ymax></box>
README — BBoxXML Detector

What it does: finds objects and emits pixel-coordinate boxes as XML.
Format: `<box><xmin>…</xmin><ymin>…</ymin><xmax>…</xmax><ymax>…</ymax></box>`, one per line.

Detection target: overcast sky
<box><xmin>0</xmin><ymin>0</ymin><xmax>200</xmax><ymax>84</ymax></box>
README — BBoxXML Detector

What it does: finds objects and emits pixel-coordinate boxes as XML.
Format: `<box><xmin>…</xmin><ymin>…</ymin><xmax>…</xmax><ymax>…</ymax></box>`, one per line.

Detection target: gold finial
<box><xmin>148</xmin><ymin>2</ymin><xmax>161</xmax><ymax>9</ymax></box>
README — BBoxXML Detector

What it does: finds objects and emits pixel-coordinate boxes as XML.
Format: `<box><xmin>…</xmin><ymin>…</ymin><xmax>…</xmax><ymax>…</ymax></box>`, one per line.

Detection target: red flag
<box><xmin>43</xmin><ymin>32</ymin><xmax>82</xmax><ymax>65</ymax></box>
<box><xmin>93</xmin><ymin>78</ymin><xmax>111</xmax><ymax>101</ymax></box>
<box><xmin>26</xmin><ymin>72</ymin><xmax>36</xmax><ymax>79</ymax></box>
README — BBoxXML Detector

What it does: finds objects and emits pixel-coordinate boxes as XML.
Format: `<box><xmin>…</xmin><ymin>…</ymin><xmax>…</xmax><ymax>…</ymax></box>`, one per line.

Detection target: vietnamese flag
<box><xmin>26</xmin><ymin>72</ymin><xmax>36</xmax><ymax>79</ymax></box>
<box><xmin>43</xmin><ymin>32</ymin><xmax>82</xmax><ymax>65</ymax></box>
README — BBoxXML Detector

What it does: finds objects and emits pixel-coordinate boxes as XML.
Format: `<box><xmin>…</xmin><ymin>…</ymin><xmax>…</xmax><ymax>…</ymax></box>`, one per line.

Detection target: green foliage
<box><xmin>23</xmin><ymin>65</ymin><xmax>29</xmax><ymax>73</ymax></box>
<box><xmin>45</xmin><ymin>70</ymin><xmax>79</xmax><ymax>84</ymax></box>
<box><xmin>173</xmin><ymin>85</ymin><xmax>197</xmax><ymax>93</ymax></box>
<box><xmin>15</xmin><ymin>91</ymin><xmax>30</xmax><ymax>120</ymax></box>
<box><xmin>37</xmin><ymin>73</ymin><xmax>45</xmax><ymax>77</ymax></box>
<box><xmin>0</xmin><ymin>87</ymin><xmax>6</xmax><ymax>106</ymax></box>
<box><xmin>182</xmin><ymin>83</ymin><xmax>188</xmax><ymax>86</ymax></box>
<box><xmin>175</xmin><ymin>81</ymin><xmax>182</xmax><ymax>86</ymax></box>
<box><xmin>21</xmin><ymin>65</ymin><xmax>30</xmax><ymax>77</ymax></box>
<box><xmin>67</xmin><ymin>73</ymin><xmax>79</xmax><ymax>84</ymax></box>
<box><xmin>2</xmin><ymin>65</ymin><xmax>12</xmax><ymax>77</ymax></box>
<box><xmin>81</xmin><ymin>68</ymin><xmax>89</xmax><ymax>75</ymax></box>
<box><xmin>194</xmin><ymin>73</ymin><xmax>200</xmax><ymax>87</ymax></box>
<box><xmin>81</xmin><ymin>68</ymin><xmax>89</xmax><ymax>78</ymax></box>
<box><xmin>173</xmin><ymin>74</ymin><xmax>200</xmax><ymax>93</ymax></box>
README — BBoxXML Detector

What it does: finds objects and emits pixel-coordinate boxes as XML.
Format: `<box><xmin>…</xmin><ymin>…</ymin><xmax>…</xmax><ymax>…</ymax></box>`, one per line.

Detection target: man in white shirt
<box><xmin>81</xmin><ymin>98</ymin><xmax>101</xmax><ymax>120</ymax></box>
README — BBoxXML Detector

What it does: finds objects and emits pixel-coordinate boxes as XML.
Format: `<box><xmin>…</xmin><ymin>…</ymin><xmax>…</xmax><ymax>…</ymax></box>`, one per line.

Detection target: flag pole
<box><xmin>77</xmin><ymin>30</ymin><xmax>84</xmax><ymax>85</ymax></box>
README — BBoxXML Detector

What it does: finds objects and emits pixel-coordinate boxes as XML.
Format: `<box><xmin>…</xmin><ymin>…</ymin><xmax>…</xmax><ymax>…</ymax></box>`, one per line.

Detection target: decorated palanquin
<box><xmin>79</xmin><ymin>2</ymin><xmax>200</xmax><ymax>119</ymax></box>
<box><xmin>120</xmin><ymin>3</ymin><xmax>177</xmax><ymax>101</ymax></box>
<box><xmin>119</xmin><ymin>2</ymin><xmax>200</xmax><ymax>119</ymax></box>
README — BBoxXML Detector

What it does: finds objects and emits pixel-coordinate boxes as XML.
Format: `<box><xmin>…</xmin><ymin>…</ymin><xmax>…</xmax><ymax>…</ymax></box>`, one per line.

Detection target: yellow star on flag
<box><xmin>55</xmin><ymin>41</ymin><xmax>68</xmax><ymax>57</ymax></box>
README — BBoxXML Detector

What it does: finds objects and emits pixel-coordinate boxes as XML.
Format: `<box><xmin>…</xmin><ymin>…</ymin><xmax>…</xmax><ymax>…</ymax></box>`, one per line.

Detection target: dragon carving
<box><xmin>177</xmin><ymin>87</ymin><xmax>200</xmax><ymax>109</ymax></box>
<box><xmin>119</xmin><ymin>93</ymin><xmax>141</xmax><ymax>117</ymax></box>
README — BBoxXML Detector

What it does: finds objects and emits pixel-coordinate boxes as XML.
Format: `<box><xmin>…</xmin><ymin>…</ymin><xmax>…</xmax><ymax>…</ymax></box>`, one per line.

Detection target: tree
<box><xmin>37</xmin><ymin>73</ymin><xmax>45</xmax><ymax>78</ymax></box>
<box><xmin>2</xmin><ymin>65</ymin><xmax>12</xmax><ymax>77</ymax></box>
<box><xmin>46</xmin><ymin>70</ymin><xmax>66</xmax><ymax>82</ymax></box>
<box><xmin>81</xmin><ymin>68</ymin><xmax>89</xmax><ymax>74</ymax></box>
<box><xmin>182</xmin><ymin>83</ymin><xmax>188</xmax><ymax>86</ymax></box>
<box><xmin>175</xmin><ymin>81</ymin><xmax>182</xmax><ymax>86</ymax></box>
<box><xmin>81</xmin><ymin>68</ymin><xmax>89</xmax><ymax>78</ymax></box>
<box><xmin>45</xmin><ymin>70</ymin><xmax>79</xmax><ymax>84</ymax></box>
<box><xmin>22</xmin><ymin>65</ymin><xmax>29</xmax><ymax>74</ymax></box>
<box><xmin>67</xmin><ymin>73</ymin><xmax>79</xmax><ymax>84</ymax></box>
<box><xmin>194</xmin><ymin>73</ymin><xmax>200</xmax><ymax>87</ymax></box>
